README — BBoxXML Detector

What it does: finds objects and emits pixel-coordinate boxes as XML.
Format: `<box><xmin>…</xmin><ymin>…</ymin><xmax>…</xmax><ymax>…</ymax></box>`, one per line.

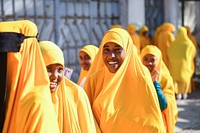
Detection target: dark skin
<box><xmin>79</xmin><ymin>51</ymin><xmax>92</xmax><ymax>71</ymax></box>
<box><xmin>142</xmin><ymin>54</ymin><xmax>160</xmax><ymax>81</ymax></box>
<box><xmin>46</xmin><ymin>63</ymin><xmax>64</xmax><ymax>93</ymax></box>
<box><xmin>102</xmin><ymin>42</ymin><xmax>125</xmax><ymax>73</ymax></box>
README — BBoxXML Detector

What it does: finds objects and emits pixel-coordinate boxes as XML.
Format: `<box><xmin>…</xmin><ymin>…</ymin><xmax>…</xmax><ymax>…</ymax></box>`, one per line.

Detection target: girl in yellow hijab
<box><xmin>1</xmin><ymin>20</ymin><xmax>59</xmax><ymax>133</ymax></box>
<box><xmin>84</xmin><ymin>28</ymin><xmax>165</xmax><ymax>132</ymax></box>
<box><xmin>39</xmin><ymin>41</ymin><xmax>99</xmax><ymax>133</ymax></box>
<box><xmin>167</xmin><ymin>26</ymin><xmax>196</xmax><ymax>100</ymax></box>
<box><xmin>141</xmin><ymin>45</ymin><xmax>178</xmax><ymax>133</ymax></box>
<box><xmin>78</xmin><ymin>44</ymin><xmax>99</xmax><ymax>87</ymax></box>
<box><xmin>126</xmin><ymin>23</ymin><xmax>141</xmax><ymax>54</ymax></box>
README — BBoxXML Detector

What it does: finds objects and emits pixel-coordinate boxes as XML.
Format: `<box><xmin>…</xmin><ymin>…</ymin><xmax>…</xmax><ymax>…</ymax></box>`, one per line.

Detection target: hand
<box><xmin>151</xmin><ymin>69</ymin><xmax>160</xmax><ymax>82</ymax></box>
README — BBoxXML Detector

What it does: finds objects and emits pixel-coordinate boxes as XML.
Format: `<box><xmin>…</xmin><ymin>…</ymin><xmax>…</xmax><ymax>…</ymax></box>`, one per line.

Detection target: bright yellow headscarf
<box><xmin>77</xmin><ymin>45</ymin><xmax>99</xmax><ymax>86</ymax></box>
<box><xmin>1</xmin><ymin>20</ymin><xmax>59</xmax><ymax>133</ymax></box>
<box><xmin>39</xmin><ymin>41</ymin><xmax>98</xmax><ymax>133</ymax></box>
<box><xmin>167</xmin><ymin>26</ymin><xmax>196</xmax><ymax>93</ymax></box>
<box><xmin>157</xmin><ymin>23</ymin><xmax>175</xmax><ymax>68</ymax></box>
<box><xmin>139</xmin><ymin>25</ymin><xmax>151</xmax><ymax>50</ymax></box>
<box><xmin>84</xmin><ymin>28</ymin><xmax>165</xmax><ymax>132</ymax></box>
<box><xmin>141</xmin><ymin>45</ymin><xmax>178</xmax><ymax>133</ymax></box>
<box><xmin>126</xmin><ymin>24</ymin><xmax>141</xmax><ymax>54</ymax></box>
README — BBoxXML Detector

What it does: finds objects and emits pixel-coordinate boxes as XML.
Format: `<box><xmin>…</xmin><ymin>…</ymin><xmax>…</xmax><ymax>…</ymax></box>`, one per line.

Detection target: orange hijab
<box><xmin>1</xmin><ymin>20</ymin><xmax>59</xmax><ymax>133</ymax></box>
<box><xmin>141</xmin><ymin>45</ymin><xmax>178</xmax><ymax>133</ymax></box>
<box><xmin>157</xmin><ymin>23</ymin><xmax>175</xmax><ymax>68</ymax></box>
<box><xmin>77</xmin><ymin>45</ymin><xmax>99</xmax><ymax>86</ymax></box>
<box><xmin>139</xmin><ymin>26</ymin><xmax>151</xmax><ymax>50</ymax></box>
<box><xmin>126</xmin><ymin>24</ymin><xmax>141</xmax><ymax>54</ymax></box>
<box><xmin>84</xmin><ymin>28</ymin><xmax>165</xmax><ymax>132</ymax></box>
<box><xmin>39</xmin><ymin>41</ymin><xmax>98</xmax><ymax>133</ymax></box>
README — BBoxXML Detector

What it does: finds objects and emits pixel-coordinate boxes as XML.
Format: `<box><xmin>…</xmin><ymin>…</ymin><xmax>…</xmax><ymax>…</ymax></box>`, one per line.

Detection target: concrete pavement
<box><xmin>175</xmin><ymin>87</ymin><xmax>200</xmax><ymax>133</ymax></box>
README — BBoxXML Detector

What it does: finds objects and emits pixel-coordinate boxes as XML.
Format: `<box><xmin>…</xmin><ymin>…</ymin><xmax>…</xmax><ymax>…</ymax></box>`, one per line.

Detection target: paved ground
<box><xmin>175</xmin><ymin>85</ymin><xmax>200</xmax><ymax>133</ymax></box>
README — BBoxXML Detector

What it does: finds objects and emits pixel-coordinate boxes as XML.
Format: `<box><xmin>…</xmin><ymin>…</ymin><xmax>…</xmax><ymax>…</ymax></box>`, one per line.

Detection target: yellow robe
<box><xmin>39</xmin><ymin>41</ymin><xmax>99</xmax><ymax>133</ymax></box>
<box><xmin>157</xmin><ymin>23</ymin><xmax>175</xmax><ymax>68</ymax></box>
<box><xmin>167</xmin><ymin>26</ymin><xmax>196</xmax><ymax>94</ymax></box>
<box><xmin>126</xmin><ymin>24</ymin><xmax>141</xmax><ymax>54</ymax></box>
<box><xmin>141</xmin><ymin>45</ymin><xmax>178</xmax><ymax>133</ymax></box>
<box><xmin>77</xmin><ymin>45</ymin><xmax>99</xmax><ymax>86</ymax></box>
<box><xmin>84</xmin><ymin>28</ymin><xmax>165</xmax><ymax>133</ymax></box>
<box><xmin>139</xmin><ymin>26</ymin><xmax>151</xmax><ymax>50</ymax></box>
<box><xmin>1</xmin><ymin>20</ymin><xmax>59</xmax><ymax>133</ymax></box>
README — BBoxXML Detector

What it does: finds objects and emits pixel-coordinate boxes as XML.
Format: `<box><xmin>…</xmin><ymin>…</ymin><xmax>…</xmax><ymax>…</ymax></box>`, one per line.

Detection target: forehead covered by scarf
<box><xmin>141</xmin><ymin>45</ymin><xmax>161</xmax><ymax>60</ymax></box>
<box><xmin>39</xmin><ymin>41</ymin><xmax>64</xmax><ymax>67</ymax></box>
<box><xmin>79</xmin><ymin>44</ymin><xmax>99</xmax><ymax>61</ymax></box>
<box><xmin>101</xmin><ymin>28</ymin><xmax>131</xmax><ymax>52</ymax></box>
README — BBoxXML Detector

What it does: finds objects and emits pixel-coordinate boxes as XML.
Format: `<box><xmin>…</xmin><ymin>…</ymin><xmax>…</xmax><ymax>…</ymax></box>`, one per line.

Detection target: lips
<box><xmin>50</xmin><ymin>82</ymin><xmax>57</xmax><ymax>92</ymax></box>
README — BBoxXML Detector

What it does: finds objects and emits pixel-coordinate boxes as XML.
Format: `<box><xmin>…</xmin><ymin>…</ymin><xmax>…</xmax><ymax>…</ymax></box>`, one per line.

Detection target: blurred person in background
<box><xmin>78</xmin><ymin>44</ymin><xmax>99</xmax><ymax>87</ymax></box>
<box><xmin>167</xmin><ymin>26</ymin><xmax>196</xmax><ymax>100</ymax></box>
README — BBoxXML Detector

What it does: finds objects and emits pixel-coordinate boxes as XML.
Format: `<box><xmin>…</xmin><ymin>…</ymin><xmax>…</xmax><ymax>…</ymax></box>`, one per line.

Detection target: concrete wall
<box><xmin>164</xmin><ymin>0</ymin><xmax>179</xmax><ymax>28</ymax></box>
<box><xmin>120</xmin><ymin>0</ymin><xmax>145</xmax><ymax>29</ymax></box>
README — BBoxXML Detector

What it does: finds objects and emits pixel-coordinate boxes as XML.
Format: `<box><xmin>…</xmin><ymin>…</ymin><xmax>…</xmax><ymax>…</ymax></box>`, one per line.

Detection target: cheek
<box><xmin>87</xmin><ymin>60</ymin><xmax>92</xmax><ymax>65</ymax></box>
<box><xmin>58</xmin><ymin>73</ymin><xmax>64</xmax><ymax>83</ymax></box>
<box><xmin>47</xmin><ymin>72</ymin><xmax>51</xmax><ymax>78</ymax></box>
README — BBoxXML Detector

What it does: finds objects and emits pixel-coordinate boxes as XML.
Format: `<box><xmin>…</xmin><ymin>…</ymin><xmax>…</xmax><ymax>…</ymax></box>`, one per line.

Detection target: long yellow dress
<box><xmin>1</xmin><ymin>20</ymin><xmax>60</xmax><ymax>133</ymax></box>
<box><xmin>126</xmin><ymin>24</ymin><xmax>141</xmax><ymax>54</ymax></box>
<box><xmin>77</xmin><ymin>45</ymin><xmax>99</xmax><ymax>86</ymax></box>
<box><xmin>157</xmin><ymin>23</ymin><xmax>175</xmax><ymax>68</ymax></box>
<box><xmin>84</xmin><ymin>28</ymin><xmax>165</xmax><ymax>133</ymax></box>
<box><xmin>39</xmin><ymin>41</ymin><xmax>99</xmax><ymax>133</ymax></box>
<box><xmin>167</xmin><ymin>26</ymin><xmax>196</xmax><ymax>95</ymax></box>
<box><xmin>141</xmin><ymin>45</ymin><xmax>178</xmax><ymax>133</ymax></box>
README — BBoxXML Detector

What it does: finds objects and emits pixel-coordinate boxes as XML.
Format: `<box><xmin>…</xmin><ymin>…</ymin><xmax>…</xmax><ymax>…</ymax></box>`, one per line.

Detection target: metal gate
<box><xmin>0</xmin><ymin>0</ymin><xmax>120</xmax><ymax>82</ymax></box>
<box><xmin>145</xmin><ymin>0</ymin><xmax>164</xmax><ymax>36</ymax></box>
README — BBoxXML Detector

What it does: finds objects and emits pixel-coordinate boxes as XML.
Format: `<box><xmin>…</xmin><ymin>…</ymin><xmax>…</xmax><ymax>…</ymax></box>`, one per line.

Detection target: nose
<box><xmin>109</xmin><ymin>51</ymin><xmax>116</xmax><ymax>58</ymax></box>
<box><xmin>50</xmin><ymin>71</ymin><xmax>58</xmax><ymax>80</ymax></box>
<box><xmin>80</xmin><ymin>58</ymin><xmax>86</xmax><ymax>64</ymax></box>
<box><xmin>148</xmin><ymin>61</ymin><xmax>152</xmax><ymax>65</ymax></box>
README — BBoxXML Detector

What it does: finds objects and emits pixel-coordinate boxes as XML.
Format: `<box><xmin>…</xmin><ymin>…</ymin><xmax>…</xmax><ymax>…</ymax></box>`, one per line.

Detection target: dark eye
<box><xmin>58</xmin><ymin>67</ymin><xmax>64</xmax><ymax>73</ymax></box>
<box><xmin>85</xmin><ymin>55</ymin><xmax>91</xmax><ymax>60</ymax></box>
<box><xmin>103</xmin><ymin>48</ymin><xmax>110</xmax><ymax>53</ymax></box>
<box><xmin>47</xmin><ymin>67</ymin><xmax>51</xmax><ymax>72</ymax></box>
<box><xmin>115</xmin><ymin>47</ymin><xmax>123</xmax><ymax>53</ymax></box>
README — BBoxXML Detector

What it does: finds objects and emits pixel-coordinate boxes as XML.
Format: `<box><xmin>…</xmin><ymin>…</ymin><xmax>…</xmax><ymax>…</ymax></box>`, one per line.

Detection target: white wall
<box><xmin>164</xmin><ymin>0</ymin><xmax>179</xmax><ymax>28</ymax></box>
<box><xmin>127</xmin><ymin>0</ymin><xmax>145</xmax><ymax>29</ymax></box>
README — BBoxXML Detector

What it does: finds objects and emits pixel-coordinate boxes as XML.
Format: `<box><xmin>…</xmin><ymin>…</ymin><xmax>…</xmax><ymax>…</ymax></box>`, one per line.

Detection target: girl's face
<box><xmin>46</xmin><ymin>64</ymin><xmax>64</xmax><ymax>93</ymax></box>
<box><xmin>142</xmin><ymin>54</ymin><xmax>157</xmax><ymax>72</ymax></box>
<box><xmin>79</xmin><ymin>51</ymin><xmax>92</xmax><ymax>71</ymax></box>
<box><xmin>103</xmin><ymin>42</ymin><xmax>125</xmax><ymax>73</ymax></box>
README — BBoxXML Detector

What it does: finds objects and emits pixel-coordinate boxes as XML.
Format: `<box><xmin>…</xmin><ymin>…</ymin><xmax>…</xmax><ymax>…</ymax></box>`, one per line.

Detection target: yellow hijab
<box><xmin>84</xmin><ymin>28</ymin><xmax>165</xmax><ymax>133</ymax></box>
<box><xmin>39</xmin><ymin>41</ymin><xmax>98</xmax><ymax>133</ymax></box>
<box><xmin>126</xmin><ymin>24</ymin><xmax>141</xmax><ymax>54</ymax></box>
<box><xmin>167</xmin><ymin>26</ymin><xmax>196</xmax><ymax>83</ymax></box>
<box><xmin>139</xmin><ymin>26</ymin><xmax>151</xmax><ymax>50</ymax></box>
<box><xmin>77</xmin><ymin>45</ymin><xmax>99</xmax><ymax>85</ymax></box>
<box><xmin>157</xmin><ymin>23</ymin><xmax>175</xmax><ymax>68</ymax></box>
<box><xmin>1</xmin><ymin>20</ymin><xmax>59</xmax><ymax>133</ymax></box>
<box><xmin>141</xmin><ymin>45</ymin><xmax>178</xmax><ymax>133</ymax></box>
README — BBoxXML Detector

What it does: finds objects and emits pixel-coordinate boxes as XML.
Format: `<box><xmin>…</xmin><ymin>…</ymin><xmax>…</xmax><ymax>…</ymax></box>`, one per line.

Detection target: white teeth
<box><xmin>108</xmin><ymin>61</ymin><xmax>117</xmax><ymax>65</ymax></box>
<box><xmin>50</xmin><ymin>82</ymin><xmax>57</xmax><ymax>85</ymax></box>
